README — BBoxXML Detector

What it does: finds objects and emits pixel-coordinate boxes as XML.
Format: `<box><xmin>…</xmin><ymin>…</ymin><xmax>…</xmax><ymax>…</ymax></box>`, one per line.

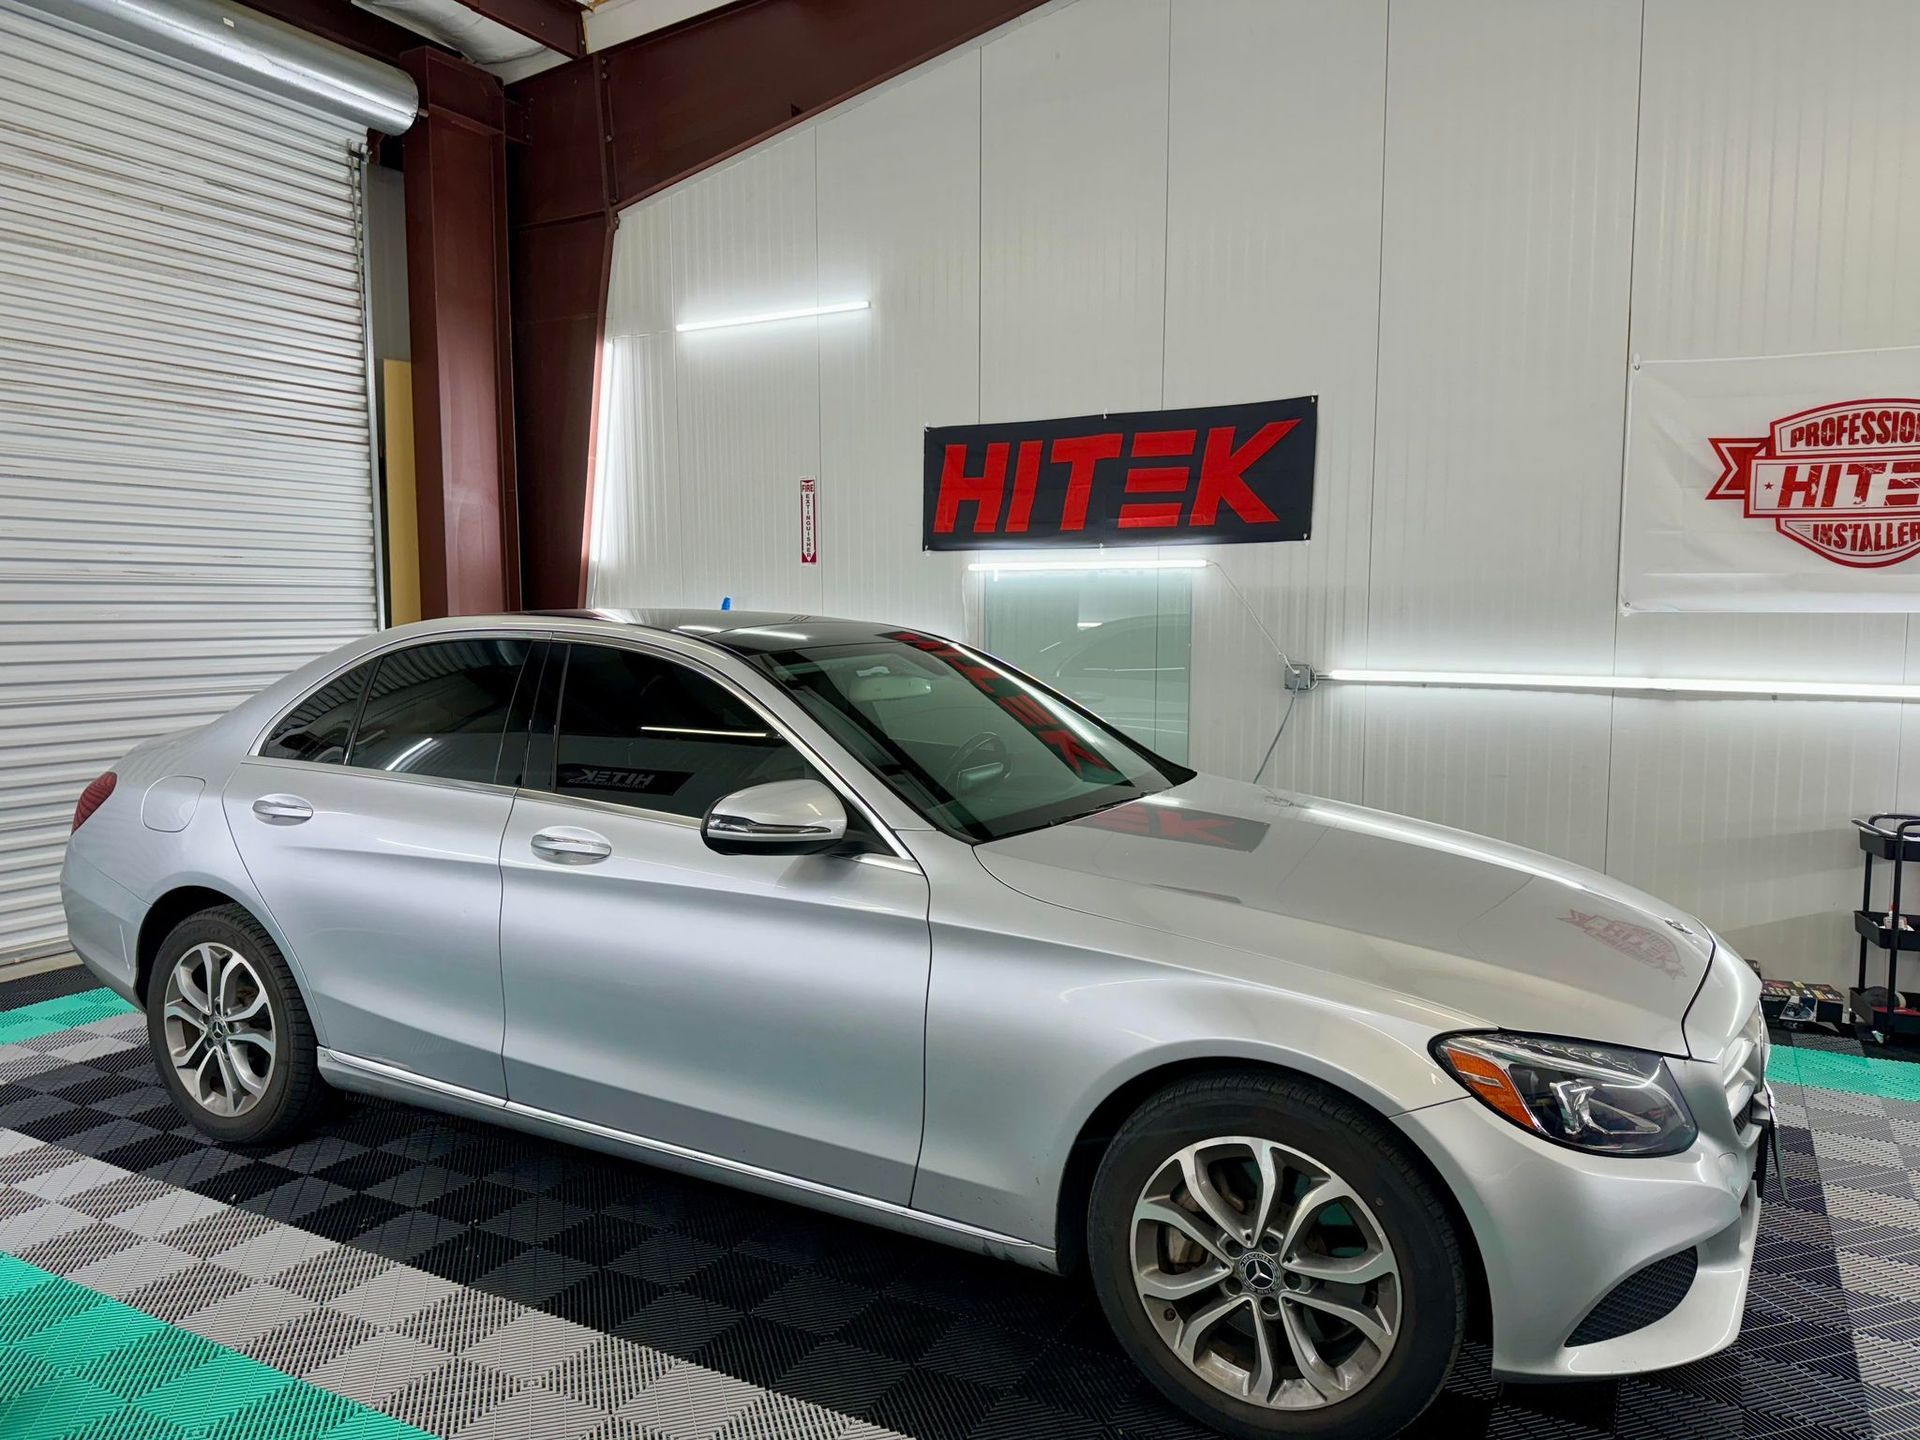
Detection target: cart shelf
<box><xmin>1854</xmin><ymin>909</ymin><xmax>1920</xmax><ymax>952</ymax></box>
<box><xmin>1860</xmin><ymin>1004</ymin><xmax>1920</xmax><ymax>1040</ymax></box>
<box><xmin>1855</xmin><ymin>818</ymin><xmax>1920</xmax><ymax>863</ymax></box>
<box><xmin>1853</xmin><ymin>812</ymin><xmax>1920</xmax><ymax>1045</ymax></box>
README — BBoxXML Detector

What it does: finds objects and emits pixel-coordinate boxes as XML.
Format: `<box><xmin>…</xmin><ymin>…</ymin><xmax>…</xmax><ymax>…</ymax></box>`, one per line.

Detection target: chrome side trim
<box><xmin>319</xmin><ymin>1048</ymin><xmax>1047</xmax><ymax>1263</ymax></box>
<box><xmin>324</xmin><ymin>1049</ymin><xmax>508</xmax><ymax>1108</ymax></box>
<box><xmin>237</xmin><ymin>756</ymin><xmax>522</xmax><ymax>803</ymax></box>
<box><xmin>853</xmin><ymin>852</ymin><xmax>921</xmax><ymax>875</ymax></box>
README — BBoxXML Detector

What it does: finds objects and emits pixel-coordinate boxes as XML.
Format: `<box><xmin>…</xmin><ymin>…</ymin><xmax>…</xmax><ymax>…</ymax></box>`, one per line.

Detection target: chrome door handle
<box><xmin>530</xmin><ymin>827</ymin><xmax>612</xmax><ymax>864</ymax></box>
<box><xmin>251</xmin><ymin>794</ymin><xmax>313</xmax><ymax>823</ymax></box>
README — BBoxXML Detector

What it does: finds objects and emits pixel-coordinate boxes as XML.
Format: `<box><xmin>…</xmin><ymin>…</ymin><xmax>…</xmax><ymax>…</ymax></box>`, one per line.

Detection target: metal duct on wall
<box><xmin>10</xmin><ymin>0</ymin><xmax>418</xmax><ymax>134</ymax></box>
<box><xmin>357</xmin><ymin>0</ymin><xmax>547</xmax><ymax>67</ymax></box>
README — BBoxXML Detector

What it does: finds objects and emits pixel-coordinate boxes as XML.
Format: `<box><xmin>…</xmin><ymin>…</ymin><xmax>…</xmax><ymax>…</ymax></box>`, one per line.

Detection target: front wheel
<box><xmin>1087</xmin><ymin>1072</ymin><xmax>1465</xmax><ymax>1440</ymax></box>
<box><xmin>147</xmin><ymin>904</ymin><xmax>330</xmax><ymax>1145</ymax></box>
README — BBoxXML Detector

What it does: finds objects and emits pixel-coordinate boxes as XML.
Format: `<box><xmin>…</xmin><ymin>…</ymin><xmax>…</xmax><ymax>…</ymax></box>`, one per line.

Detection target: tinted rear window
<box><xmin>261</xmin><ymin>662</ymin><xmax>373</xmax><ymax>764</ymax></box>
<box><xmin>346</xmin><ymin>639</ymin><xmax>533</xmax><ymax>785</ymax></box>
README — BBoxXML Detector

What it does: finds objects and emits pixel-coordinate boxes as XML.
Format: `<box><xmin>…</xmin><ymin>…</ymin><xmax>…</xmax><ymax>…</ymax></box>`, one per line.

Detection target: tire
<box><xmin>1086</xmin><ymin>1071</ymin><xmax>1464</xmax><ymax>1440</ymax></box>
<box><xmin>146</xmin><ymin>904</ymin><xmax>331</xmax><ymax>1145</ymax></box>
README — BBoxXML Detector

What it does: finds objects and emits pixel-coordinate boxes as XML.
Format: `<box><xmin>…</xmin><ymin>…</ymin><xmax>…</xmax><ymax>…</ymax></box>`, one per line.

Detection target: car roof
<box><xmin>526</xmin><ymin>608</ymin><xmax>919</xmax><ymax>655</ymax></box>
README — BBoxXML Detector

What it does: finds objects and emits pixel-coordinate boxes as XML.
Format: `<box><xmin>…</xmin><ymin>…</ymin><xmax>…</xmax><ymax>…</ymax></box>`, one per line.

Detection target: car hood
<box><xmin>974</xmin><ymin>775</ymin><xmax>1714</xmax><ymax>1056</ymax></box>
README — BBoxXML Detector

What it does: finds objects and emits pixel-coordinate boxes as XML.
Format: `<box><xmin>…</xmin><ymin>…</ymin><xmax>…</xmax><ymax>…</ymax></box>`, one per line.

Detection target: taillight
<box><xmin>73</xmin><ymin>772</ymin><xmax>116</xmax><ymax>832</ymax></box>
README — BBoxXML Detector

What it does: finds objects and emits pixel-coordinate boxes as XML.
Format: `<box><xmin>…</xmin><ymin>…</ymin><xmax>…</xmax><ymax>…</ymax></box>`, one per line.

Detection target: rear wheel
<box><xmin>1087</xmin><ymin>1072</ymin><xmax>1464</xmax><ymax>1440</ymax></box>
<box><xmin>146</xmin><ymin>905</ymin><xmax>329</xmax><ymax>1145</ymax></box>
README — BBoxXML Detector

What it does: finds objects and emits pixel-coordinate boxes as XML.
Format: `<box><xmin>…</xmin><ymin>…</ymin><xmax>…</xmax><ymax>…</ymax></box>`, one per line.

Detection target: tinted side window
<box><xmin>261</xmin><ymin>662</ymin><xmax>374</xmax><ymax>763</ymax></box>
<box><xmin>347</xmin><ymin>639</ymin><xmax>533</xmax><ymax>784</ymax></box>
<box><xmin>549</xmin><ymin>645</ymin><xmax>809</xmax><ymax>818</ymax></box>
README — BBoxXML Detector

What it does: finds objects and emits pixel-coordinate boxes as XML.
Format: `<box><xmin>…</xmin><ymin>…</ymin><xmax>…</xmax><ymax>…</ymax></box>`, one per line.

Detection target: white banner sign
<box><xmin>1620</xmin><ymin>346</ymin><xmax>1920</xmax><ymax>612</ymax></box>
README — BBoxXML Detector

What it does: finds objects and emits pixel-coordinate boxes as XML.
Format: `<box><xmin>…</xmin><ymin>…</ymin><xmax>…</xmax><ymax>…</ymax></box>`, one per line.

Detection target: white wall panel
<box><xmin>1605</xmin><ymin>0</ymin><xmax>1920</xmax><ymax>985</ymax></box>
<box><xmin>1617</xmin><ymin>0</ymin><xmax>1920</xmax><ymax>684</ymax></box>
<box><xmin>1360</xmin><ymin>0</ymin><xmax>1637</xmax><ymax>862</ymax></box>
<box><xmin>978</xmin><ymin>0</ymin><xmax>1169</xmax><ymax>421</ymax></box>
<box><xmin>1605</xmin><ymin>698</ymin><xmax>1900</xmax><ymax>983</ymax></box>
<box><xmin>587</xmin><ymin>0</ymin><xmax>1917</xmax><ymax>988</ymax></box>
<box><xmin>589</xmin><ymin>198</ymin><xmax>679</xmax><ymax>608</ymax></box>
<box><xmin>1364</xmin><ymin>688</ymin><xmax>1613</xmax><ymax>870</ymax></box>
<box><xmin>1369</xmin><ymin>0</ymin><xmax>1639</xmax><ymax>673</ymax></box>
<box><xmin>594</xmin><ymin>132</ymin><xmax>824</xmax><ymax>614</ymax></box>
<box><xmin>1164</xmin><ymin>0</ymin><xmax>1386</xmax><ymax>798</ymax></box>
<box><xmin>670</xmin><ymin>133</ymin><xmax>822</xmax><ymax>615</ymax></box>
<box><xmin>816</xmin><ymin>49</ymin><xmax>982</xmax><ymax>635</ymax></box>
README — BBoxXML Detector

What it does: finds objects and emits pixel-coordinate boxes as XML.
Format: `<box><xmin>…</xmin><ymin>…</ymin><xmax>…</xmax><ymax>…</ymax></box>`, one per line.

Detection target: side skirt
<box><xmin>317</xmin><ymin>1048</ymin><xmax>1059</xmax><ymax>1272</ymax></box>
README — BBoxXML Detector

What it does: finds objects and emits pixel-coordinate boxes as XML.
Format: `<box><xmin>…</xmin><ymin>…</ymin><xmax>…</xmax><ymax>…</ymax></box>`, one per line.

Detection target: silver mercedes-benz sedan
<box><xmin>61</xmin><ymin>609</ymin><xmax>1767</xmax><ymax>1439</ymax></box>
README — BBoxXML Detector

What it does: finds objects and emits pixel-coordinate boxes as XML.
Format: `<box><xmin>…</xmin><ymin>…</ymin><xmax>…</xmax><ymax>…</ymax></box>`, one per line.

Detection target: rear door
<box><xmin>222</xmin><ymin>635</ymin><xmax>540</xmax><ymax>1096</ymax></box>
<box><xmin>498</xmin><ymin>640</ymin><xmax>932</xmax><ymax>1202</ymax></box>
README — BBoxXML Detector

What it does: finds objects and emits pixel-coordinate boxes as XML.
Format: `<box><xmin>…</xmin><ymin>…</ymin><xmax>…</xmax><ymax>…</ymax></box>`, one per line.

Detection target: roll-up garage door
<box><xmin>0</xmin><ymin>2</ymin><xmax>387</xmax><ymax>958</ymax></box>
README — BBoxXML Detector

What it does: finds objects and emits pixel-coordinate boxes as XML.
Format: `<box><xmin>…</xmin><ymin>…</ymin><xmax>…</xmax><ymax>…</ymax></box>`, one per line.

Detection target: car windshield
<box><xmin>750</xmin><ymin>631</ymin><xmax>1192</xmax><ymax>841</ymax></box>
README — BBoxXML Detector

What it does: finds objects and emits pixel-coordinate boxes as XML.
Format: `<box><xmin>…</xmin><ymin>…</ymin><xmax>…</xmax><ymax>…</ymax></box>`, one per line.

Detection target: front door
<box><xmin>222</xmin><ymin>636</ymin><xmax>538</xmax><ymax>1097</ymax></box>
<box><xmin>499</xmin><ymin>641</ymin><xmax>931</xmax><ymax>1203</ymax></box>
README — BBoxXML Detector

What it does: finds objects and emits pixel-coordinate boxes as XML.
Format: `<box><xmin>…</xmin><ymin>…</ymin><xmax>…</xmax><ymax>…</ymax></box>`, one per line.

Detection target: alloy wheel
<box><xmin>161</xmin><ymin>942</ymin><xmax>276</xmax><ymax>1118</ymax></box>
<box><xmin>1130</xmin><ymin>1136</ymin><xmax>1401</xmax><ymax>1409</ymax></box>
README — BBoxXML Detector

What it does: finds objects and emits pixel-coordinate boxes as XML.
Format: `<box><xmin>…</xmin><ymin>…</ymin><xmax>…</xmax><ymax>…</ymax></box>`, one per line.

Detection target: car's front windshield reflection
<box><xmin>752</xmin><ymin>632</ymin><xmax>1190</xmax><ymax>841</ymax></box>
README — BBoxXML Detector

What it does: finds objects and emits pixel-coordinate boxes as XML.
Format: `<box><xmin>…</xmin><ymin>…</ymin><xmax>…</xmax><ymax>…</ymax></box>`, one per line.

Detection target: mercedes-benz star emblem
<box><xmin>1239</xmin><ymin>1255</ymin><xmax>1276</xmax><ymax>1293</ymax></box>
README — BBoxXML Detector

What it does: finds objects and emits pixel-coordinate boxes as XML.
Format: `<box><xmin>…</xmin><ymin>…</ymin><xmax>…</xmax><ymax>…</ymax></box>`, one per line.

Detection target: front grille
<box><xmin>1567</xmin><ymin>1247</ymin><xmax>1699</xmax><ymax>1346</ymax></box>
<box><xmin>1721</xmin><ymin>1003</ymin><xmax>1768</xmax><ymax>1139</ymax></box>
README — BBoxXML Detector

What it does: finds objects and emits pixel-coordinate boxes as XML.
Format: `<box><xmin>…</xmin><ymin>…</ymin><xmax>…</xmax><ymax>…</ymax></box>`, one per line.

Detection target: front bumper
<box><xmin>1395</xmin><ymin>1058</ymin><xmax>1763</xmax><ymax>1380</ymax></box>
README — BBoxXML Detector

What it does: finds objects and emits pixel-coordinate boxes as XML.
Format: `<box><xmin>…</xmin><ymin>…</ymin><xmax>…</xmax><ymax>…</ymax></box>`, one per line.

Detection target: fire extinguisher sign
<box><xmin>800</xmin><ymin>476</ymin><xmax>819</xmax><ymax>565</ymax></box>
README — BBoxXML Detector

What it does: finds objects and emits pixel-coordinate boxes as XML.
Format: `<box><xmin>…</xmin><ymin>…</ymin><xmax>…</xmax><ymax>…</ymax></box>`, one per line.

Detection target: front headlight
<box><xmin>1432</xmin><ymin>1032</ymin><xmax>1697</xmax><ymax>1157</ymax></box>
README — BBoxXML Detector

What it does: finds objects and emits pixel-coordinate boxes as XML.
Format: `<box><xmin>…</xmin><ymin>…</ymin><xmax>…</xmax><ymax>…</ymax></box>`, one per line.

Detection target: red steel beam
<box><xmin>236</xmin><ymin>0</ymin><xmax>444</xmax><ymax>64</ymax></box>
<box><xmin>401</xmin><ymin>47</ymin><xmax>522</xmax><ymax>617</ymax></box>
<box><xmin>452</xmin><ymin>0</ymin><xmax>585</xmax><ymax>60</ymax></box>
<box><xmin>507</xmin><ymin>0</ymin><xmax>1050</xmax><ymax>609</ymax></box>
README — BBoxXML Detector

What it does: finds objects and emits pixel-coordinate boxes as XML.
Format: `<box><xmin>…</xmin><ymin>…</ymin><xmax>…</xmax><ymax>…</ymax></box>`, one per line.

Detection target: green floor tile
<box><xmin>0</xmin><ymin>1251</ymin><xmax>56</xmax><ymax>1299</ymax></box>
<box><xmin>58</xmin><ymin>1411</ymin><xmax>197</xmax><ymax>1440</ymax></box>
<box><xmin>0</xmin><ymin>1376</ymin><xmax>123</xmax><ymax>1440</ymax></box>
<box><xmin>0</xmin><ymin>1273</ymin><xmax>110</xmax><ymax>1344</ymax></box>
<box><xmin>0</xmin><ymin>1345</ymin><xmax>59</xmax><ymax>1404</ymax></box>
<box><xmin>0</xmin><ymin>1253</ymin><xmax>437</xmax><ymax>1440</ymax></box>
<box><xmin>73</xmin><ymin>1325</ymin><xmax>226</xmax><ymax>1402</ymax></box>
<box><xmin>0</xmin><ymin>988</ymin><xmax>137</xmax><ymax>1046</ymax></box>
<box><xmin>1769</xmin><ymin>1045</ymin><xmax>1920</xmax><ymax>1102</ymax></box>
<box><xmin>132</xmin><ymin>1349</ymin><xmax>294</xmax><ymax>1431</ymax></box>
<box><xmin>16</xmin><ymin>1300</ymin><xmax>165</xmax><ymax>1371</ymax></box>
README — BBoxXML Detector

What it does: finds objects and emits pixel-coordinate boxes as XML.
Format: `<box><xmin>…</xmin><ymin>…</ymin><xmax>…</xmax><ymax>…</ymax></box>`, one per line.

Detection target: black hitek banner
<box><xmin>924</xmin><ymin>396</ymin><xmax>1315</xmax><ymax>551</ymax></box>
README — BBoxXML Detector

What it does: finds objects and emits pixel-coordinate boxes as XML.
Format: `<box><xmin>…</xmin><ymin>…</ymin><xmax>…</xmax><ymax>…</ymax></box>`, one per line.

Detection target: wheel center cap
<box><xmin>1237</xmin><ymin>1254</ymin><xmax>1278</xmax><ymax>1294</ymax></box>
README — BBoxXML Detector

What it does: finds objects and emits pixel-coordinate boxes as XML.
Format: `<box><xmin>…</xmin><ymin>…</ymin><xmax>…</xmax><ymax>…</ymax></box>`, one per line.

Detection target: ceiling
<box><xmin>352</xmin><ymin>0</ymin><xmax>731</xmax><ymax>78</ymax></box>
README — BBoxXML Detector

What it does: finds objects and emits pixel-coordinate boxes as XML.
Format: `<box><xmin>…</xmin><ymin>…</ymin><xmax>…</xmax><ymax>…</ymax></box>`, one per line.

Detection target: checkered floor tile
<box><xmin>0</xmin><ymin>965</ymin><xmax>1916</xmax><ymax>1439</ymax></box>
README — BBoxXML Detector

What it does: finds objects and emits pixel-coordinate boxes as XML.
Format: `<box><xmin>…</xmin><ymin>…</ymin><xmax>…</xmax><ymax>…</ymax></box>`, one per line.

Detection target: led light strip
<box><xmin>965</xmin><ymin>556</ymin><xmax>1208</xmax><ymax>573</ymax></box>
<box><xmin>1321</xmin><ymin>668</ymin><xmax>1920</xmax><ymax>702</ymax></box>
<box><xmin>674</xmin><ymin>300</ymin><xmax>869</xmax><ymax>333</ymax></box>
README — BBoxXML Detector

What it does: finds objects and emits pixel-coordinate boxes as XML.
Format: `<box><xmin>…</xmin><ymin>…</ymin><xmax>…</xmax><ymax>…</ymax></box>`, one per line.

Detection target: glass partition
<box><xmin>976</xmin><ymin>566</ymin><xmax>1193</xmax><ymax>762</ymax></box>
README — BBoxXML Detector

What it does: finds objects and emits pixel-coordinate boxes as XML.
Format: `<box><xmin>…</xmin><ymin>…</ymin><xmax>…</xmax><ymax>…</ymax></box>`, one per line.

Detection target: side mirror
<box><xmin>702</xmin><ymin>778</ymin><xmax>848</xmax><ymax>855</ymax></box>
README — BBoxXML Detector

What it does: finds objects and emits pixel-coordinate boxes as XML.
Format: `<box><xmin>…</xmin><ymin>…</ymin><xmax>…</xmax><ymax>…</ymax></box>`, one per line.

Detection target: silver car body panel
<box><xmin>224</xmin><ymin>758</ymin><xmax>515</xmax><ymax>1096</ymax></box>
<box><xmin>499</xmin><ymin>786</ymin><xmax>932</xmax><ymax>1203</ymax></box>
<box><xmin>61</xmin><ymin>611</ymin><xmax>1764</xmax><ymax>1382</ymax></box>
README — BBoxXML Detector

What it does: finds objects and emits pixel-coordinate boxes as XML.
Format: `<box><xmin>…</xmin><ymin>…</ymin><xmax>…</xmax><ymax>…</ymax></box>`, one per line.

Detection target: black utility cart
<box><xmin>1852</xmin><ymin>814</ymin><xmax>1920</xmax><ymax>1042</ymax></box>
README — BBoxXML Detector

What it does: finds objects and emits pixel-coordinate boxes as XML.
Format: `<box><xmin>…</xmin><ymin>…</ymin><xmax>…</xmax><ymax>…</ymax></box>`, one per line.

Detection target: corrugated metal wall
<box><xmin>0</xmin><ymin>2</ymin><xmax>381</xmax><ymax>958</ymax></box>
<box><xmin>587</xmin><ymin>0</ymin><xmax>1920</xmax><ymax>987</ymax></box>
